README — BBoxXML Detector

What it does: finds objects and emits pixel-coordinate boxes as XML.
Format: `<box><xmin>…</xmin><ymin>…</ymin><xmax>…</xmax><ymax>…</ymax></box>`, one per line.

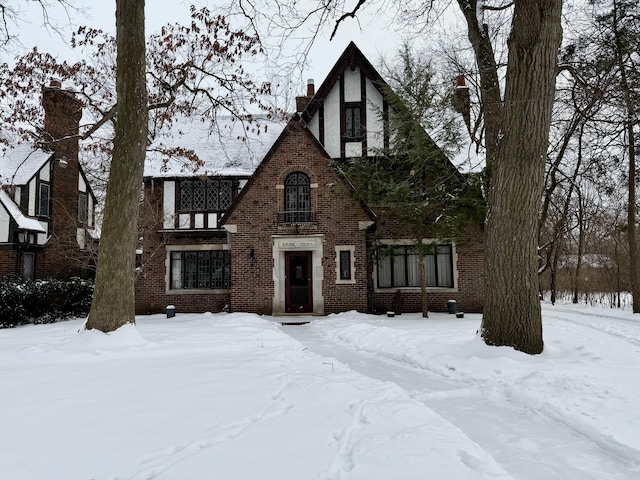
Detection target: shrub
<box><xmin>0</xmin><ymin>277</ymin><xmax>93</xmax><ymax>328</ymax></box>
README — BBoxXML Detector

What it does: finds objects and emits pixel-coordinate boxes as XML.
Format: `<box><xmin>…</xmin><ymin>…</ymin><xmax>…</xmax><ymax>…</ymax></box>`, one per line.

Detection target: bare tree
<box><xmin>1</xmin><ymin>5</ymin><xmax>273</xmax><ymax>332</ymax></box>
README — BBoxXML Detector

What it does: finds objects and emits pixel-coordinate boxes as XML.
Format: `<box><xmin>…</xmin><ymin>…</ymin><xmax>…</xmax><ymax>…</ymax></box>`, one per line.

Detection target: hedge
<box><xmin>0</xmin><ymin>277</ymin><xmax>93</xmax><ymax>328</ymax></box>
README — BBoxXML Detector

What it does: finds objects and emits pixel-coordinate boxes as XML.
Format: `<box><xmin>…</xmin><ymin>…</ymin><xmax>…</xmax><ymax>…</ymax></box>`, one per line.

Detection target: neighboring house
<box><xmin>0</xmin><ymin>81</ymin><xmax>97</xmax><ymax>280</ymax></box>
<box><xmin>136</xmin><ymin>42</ymin><xmax>484</xmax><ymax>315</ymax></box>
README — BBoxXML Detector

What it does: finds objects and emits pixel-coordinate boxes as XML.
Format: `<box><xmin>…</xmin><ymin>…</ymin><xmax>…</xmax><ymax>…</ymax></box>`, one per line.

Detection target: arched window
<box><xmin>284</xmin><ymin>172</ymin><xmax>311</xmax><ymax>223</ymax></box>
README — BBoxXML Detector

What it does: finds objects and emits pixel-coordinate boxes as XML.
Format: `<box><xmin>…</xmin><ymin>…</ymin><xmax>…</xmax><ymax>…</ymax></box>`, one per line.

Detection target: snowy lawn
<box><xmin>1</xmin><ymin>303</ymin><xmax>639</xmax><ymax>479</ymax></box>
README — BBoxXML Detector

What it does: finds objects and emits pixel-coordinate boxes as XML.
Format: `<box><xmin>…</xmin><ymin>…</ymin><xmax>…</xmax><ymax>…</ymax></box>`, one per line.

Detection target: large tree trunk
<box><xmin>480</xmin><ymin>0</ymin><xmax>563</xmax><ymax>354</ymax></box>
<box><xmin>609</xmin><ymin>0</ymin><xmax>640</xmax><ymax>312</ymax></box>
<box><xmin>86</xmin><ymin>0</ymin><xmax>148</xmax><ymax>332</ymax></box>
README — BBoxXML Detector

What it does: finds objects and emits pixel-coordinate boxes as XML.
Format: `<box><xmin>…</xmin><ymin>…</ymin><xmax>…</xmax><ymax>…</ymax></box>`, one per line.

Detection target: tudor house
<box><xmin>0</xmin><ymin>81</ymin><xmax>97</xmax><ymax>280</ymax></box>
<box><xmin>135</xmin><ymin>42</ymin><xmax>484</xmax><ymax>315</ymax></box>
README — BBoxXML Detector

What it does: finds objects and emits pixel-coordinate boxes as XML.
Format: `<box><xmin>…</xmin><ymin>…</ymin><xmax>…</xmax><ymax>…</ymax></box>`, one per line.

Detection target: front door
<box><xmin>285</xmin><ymin>251</ymin><xmax>312</xmax><ymax>313</ymax></box>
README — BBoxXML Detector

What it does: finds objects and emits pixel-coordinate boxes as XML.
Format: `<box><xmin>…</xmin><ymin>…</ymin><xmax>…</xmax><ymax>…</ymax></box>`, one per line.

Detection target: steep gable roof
<box><xmin>301</xmin><ymin>41</ymin><xmax>386</xmax><ymax>124</ymax></box>
<box><xmin>0</xmin><ymin>144</ymin><xmax>52</xmax><ymax>186</ymax></box>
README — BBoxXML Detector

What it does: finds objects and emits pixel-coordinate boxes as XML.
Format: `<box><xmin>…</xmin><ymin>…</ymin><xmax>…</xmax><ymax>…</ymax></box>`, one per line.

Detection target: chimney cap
<box><xmin>306</xmin><ymin>78</ymin><xmax>315</xmax><ymax>97</ymax></box>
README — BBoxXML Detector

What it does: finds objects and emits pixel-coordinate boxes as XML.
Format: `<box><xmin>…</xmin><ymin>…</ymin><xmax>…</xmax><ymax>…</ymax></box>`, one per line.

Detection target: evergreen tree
<box><xmin>342</xmin><ymin>45</ymin><xmax>484</xmax><ymax>317</ymax></box>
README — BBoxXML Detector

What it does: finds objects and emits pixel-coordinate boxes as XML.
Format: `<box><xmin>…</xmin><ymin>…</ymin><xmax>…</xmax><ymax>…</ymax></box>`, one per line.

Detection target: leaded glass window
<box><xmin>170</xmin><ymin>250</ymin><xmax>231</xmax><ymax>290</ymax></box>
<box><xmin>220</xmin><ymin>180</ymin><xmax>232</xmax><ymax>210</ymax></box>
<box><xmin>284</xmin><ymin>173</ymin><xmax>311</xmax><ymax>223</ymax></box>
<box><xmin>179</xmin><ymin>178</ymin><xmax>235</xmax><ymax>212</ymax></box>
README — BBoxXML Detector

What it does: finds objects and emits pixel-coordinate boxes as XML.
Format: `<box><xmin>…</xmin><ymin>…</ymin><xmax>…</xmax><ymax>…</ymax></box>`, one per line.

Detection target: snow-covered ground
<box><xmin>1</xmin><ymin>302</ymin><xmax>639</xmax><ymax>479</ymax></box>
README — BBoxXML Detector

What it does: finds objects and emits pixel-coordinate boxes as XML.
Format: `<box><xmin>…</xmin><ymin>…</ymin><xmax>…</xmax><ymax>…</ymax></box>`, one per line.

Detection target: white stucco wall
<box><xmin>163</xmin><ymin>180</ymin><xmax>175</xmax><ymax>229</ymax></box>
<box><xmin>343</xmin><ymin>67</ymin><xmax>361</xmax><ymax>102</ymax></box>
<box><xmin>0</xmin><ymin>204</ymin><xmax>9</xmax><ymax>243</ymax></box>
<box><xmin>321</xmin><ymin>86</ymin><xmax>341</xmax><ymax>158</ymax></box>
<box><xmin>78</xmin><ymin>173</ymin><xmax>86</xmax><ymax>192</ymax></box>
<box><xmin>366</xmin><ymin>79</ymin><xmax>385</xmax><ymax>154</ymax></box>
<box><xmin>39</xmin><ymin>163</ymin><xmax>50</xmax><ymax>183</ymax></box>
<box><xmin>308</xmin><ymin>114</ymin><xmax>320</xmax><ymax>140</ymax></box>
<box><xmin>28</xmin><ymin>178</ymin><xmax>36</xmax><ymax>216</ymax></box>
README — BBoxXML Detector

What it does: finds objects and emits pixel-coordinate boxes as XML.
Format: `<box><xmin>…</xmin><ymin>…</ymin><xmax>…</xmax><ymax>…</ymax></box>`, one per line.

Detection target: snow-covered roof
<box><xmin>0</xmin><ymin>143</ymin><xmax>52</xmax><ymax>186</ymax></box>
<box><xmin>0</xmin><ymin>190</ymin><xmax>46</xmax><ymax>232</ymax></box>
<box><xmin>144</xmin><ymin>115</ymin><xmax>287</xmax><ymax>178</ymax></box>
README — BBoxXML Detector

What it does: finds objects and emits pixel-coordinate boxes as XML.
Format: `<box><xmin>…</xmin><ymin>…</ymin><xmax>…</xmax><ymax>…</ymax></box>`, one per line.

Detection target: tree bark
<box><xmin>86</xmin><ymin>0</ymin><xmax>148</xmax><ymax>332</ymax></box>
<box><xmin>480</xmin><ymin>0</ymin><xmax>563</xmax><ymax>354</ymax></box>
<box><xmin>610</xmin><ymin>0</ymin><xmax>640</xmax><ymax>313</ymax></box>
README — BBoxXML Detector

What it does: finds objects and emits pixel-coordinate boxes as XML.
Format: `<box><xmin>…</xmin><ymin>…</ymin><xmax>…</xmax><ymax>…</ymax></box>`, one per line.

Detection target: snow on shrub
<box><xmin>0</xmin><ymin>277</ymin><xmax>93</xmax><ymax>328</ymax></box>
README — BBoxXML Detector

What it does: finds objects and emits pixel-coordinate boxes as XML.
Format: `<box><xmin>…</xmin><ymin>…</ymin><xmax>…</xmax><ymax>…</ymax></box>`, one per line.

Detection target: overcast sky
<box><xmin>4</xmin><ymin>0</ymin><xmax>415</xmax><ymax>94</ymax></box>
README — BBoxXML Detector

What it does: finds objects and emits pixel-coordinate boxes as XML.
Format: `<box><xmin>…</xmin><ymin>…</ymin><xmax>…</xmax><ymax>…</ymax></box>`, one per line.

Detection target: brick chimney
<box><xmin>452</xmin><ymin>74</ymin><xmax>471</xmax><ymax>134</ymax></box>
<box><xmin>40</xmin><ymin>80</ymin><xmax>86</xmax><ymax>279</ymax></box>
<box><xmin>296</xmin><ymin>78</ymin><xmax>315</xmax><ymax>113</ymax></box>
<box><xmin>42</xmin><ymin>79</ymin><xmax>82</xmax><ymax>146</ymax></box>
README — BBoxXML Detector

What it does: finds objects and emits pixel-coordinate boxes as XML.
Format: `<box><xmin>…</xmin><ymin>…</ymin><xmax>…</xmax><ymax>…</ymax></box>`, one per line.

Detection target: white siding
<box><xmin>163</xmin><ymin>180</ymin><xmax>175</xmax><ymax>229</ymax></box>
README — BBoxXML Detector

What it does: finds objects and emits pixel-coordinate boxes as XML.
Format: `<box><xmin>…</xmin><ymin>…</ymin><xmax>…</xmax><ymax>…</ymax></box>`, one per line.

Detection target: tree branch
<box><xmin>330</xmin><ymin>0</ymin><xmax>368</xmax><ymax>40</ymax></box>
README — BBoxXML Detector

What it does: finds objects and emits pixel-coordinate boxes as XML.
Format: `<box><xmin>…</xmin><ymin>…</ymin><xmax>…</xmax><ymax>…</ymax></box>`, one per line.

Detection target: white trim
<box><xmin>272</xmin><ymin>234</ymin><xmax>324</xmax><ymax>315</ymax></box>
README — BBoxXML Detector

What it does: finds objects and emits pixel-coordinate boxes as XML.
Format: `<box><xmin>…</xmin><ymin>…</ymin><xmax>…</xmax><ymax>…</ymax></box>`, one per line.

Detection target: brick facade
<box><xmin>369</xmin><ymin>225</ymin><xmax>485</xmax><ymax>313</ymax></box>
<box><xmin>134</xmin><ymin>179</ymin><xmax>231</xmax><ymax>314</ymax></box>
<box><xmin>224</xmin><ymin>120</ymin><xmax>372</xmax><ymax>315</ymax></box>
<box><xmin>133</xmin><ymin>42</ymin><xmax>486</xmax><ymax>316</ymax></box>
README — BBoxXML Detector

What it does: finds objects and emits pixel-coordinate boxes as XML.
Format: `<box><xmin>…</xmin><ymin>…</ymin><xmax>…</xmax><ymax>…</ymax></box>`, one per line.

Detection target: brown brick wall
<box><xmin>0</xmin><ymin>250</ymin><xmax>18</xmax><ymax>278</ymax></box>
<box><xmin>134</xmin><ymin>119</ymin><xmax>485</xmax><ymax>316</ymax></box>
<box><xmin>370</xmin><ymin>224</ymin><xmax>485</xmax><ymax>313</ymax></box>
<box><xmin>225</xmin><ymin>120</ymin><xmax>371</xmax><ymax>314</ymax></box>
<box><xmin>134</xmin><ymin>180</ymin><xmax>231</xmax><ymax>314</ymax></box>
